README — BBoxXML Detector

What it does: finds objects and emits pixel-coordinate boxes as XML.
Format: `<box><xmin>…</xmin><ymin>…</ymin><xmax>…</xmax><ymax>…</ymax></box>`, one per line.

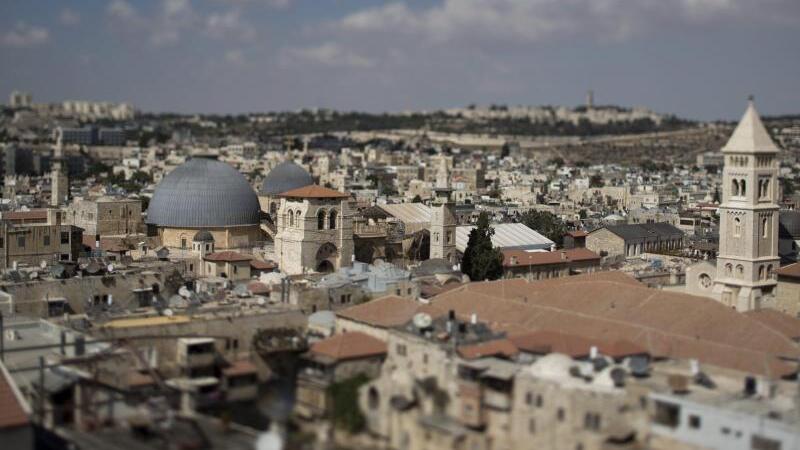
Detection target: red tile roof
<box><xmin>502</xmin><ymin>248</ymin><xmax>600</xmax><ymax>267</ymax></box>
<box><xmin>204</xmin><ymin>251</ymin><xmax>253</xmax><ymax>262</ymax></box>
<box><xmin>567</xmin><ymin>230</ymin><xmax>588</xmax><ymax>237</ymax></box>
<box><xmin>250</xmin><ymin>259</ymin><xmax>277</xmax><ymax>270</ymax></box>
<box><xmin>0</xmin><ymin>363</ymin><xmax>30</xmax><ymax>429</ymax></box>
<box><xmin>457</xmin><ymin>339</ymin><xmax>519</xmax><ymax>360</ymax></box>
<box><xmin>744</xmin><ymin>309</ymin><xmax>800</xmax><ymax>341</ymax></box>
<box><xmin>247</xmin><ymin>281</ymin><xmax>271</xmax><ymax>295</ymax></box>
<box><xmin>430</xmin><ymin>271</ymin><xmax>800</xmax><ymax>377</ymax></box>
<box><xmin>776</xmin><ymin>262</ymin><xmax>800</xmax><ymax>280</ymax></box>
<box><xmin>337</xmin><ymin>295</ymin><xmax>445</xmax><ymax>329</ymax></box>
<box><xmin>309</xmin><ymin>332</ymin><xmax>387</xmax><ymax>362</ymax></box>
<box><xmin>223</xmin><ymin>359</ymin><xmax>258</xmax><ymax>377</ymax></box>
<box><xmin>280</xmin><ymin>184</ymin><xmax>349</xmax><ymax>199</ymax></box>
<box><xmin>3</xmin><ymin>209</ymin><xmax>48</xmax><ymax>221</ymax></box>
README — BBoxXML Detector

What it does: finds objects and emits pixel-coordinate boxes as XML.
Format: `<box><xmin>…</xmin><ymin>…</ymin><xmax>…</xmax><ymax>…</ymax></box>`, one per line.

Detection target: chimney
<box><xmin>470</xmin><ymin>313</ymin><xmax>477</xmax><ymax>325</ymax></box>
<box><xmin>95</xmin><ymin>234</ymin><xmax>100</xmax><ymax>250</ymax></box>
<box><xmin>590</xmin><ymin>346</ymin><xmax>598</xmax><ymax>359</ymax></box>
<box><xmin>690</xmin><ymin>359</ymin><xmax>699</xmax><ymax>376</ymax></box>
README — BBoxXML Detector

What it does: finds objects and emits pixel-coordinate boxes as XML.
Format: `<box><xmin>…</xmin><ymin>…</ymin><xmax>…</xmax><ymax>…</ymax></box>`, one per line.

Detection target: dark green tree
<box><xmin>519</xmin><ymin>210</ymin><xmax>567</xmax><ymax>247</ymax></box>
<box><xmin>412</xmin><ymin>194</ymin><xmax>423</xmax><ymax>203</ymax></box>
<box><xmin>589</xmin><ymin>174</ymin><xmax>604</xmax><ymax>188</ymax></box>
<box><xmin>461</xmin><ymin>212</ymin><xmax>503</xmax><ymax>281</ymax></box>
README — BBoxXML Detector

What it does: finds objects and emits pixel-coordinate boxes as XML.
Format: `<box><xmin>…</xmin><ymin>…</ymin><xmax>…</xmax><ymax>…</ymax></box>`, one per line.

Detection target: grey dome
<box><xmin>259</xmin><ymin>161</ymin><xmax>313</xmax><ymax>195</ymax></box>
<box><xmin>147</xmin><ymin>157</ymin><xmax>260</xmax><ymax>227</ymax></box>
<box><xmin>193</xmin><ymin>230</ymin><xmax>214</xmax><ymax>242</ymax></box>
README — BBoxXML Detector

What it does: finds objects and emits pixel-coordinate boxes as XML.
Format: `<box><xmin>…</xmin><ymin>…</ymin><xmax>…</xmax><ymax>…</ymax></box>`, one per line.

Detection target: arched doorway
<box><xmin>315</xmin><ymin>242</ymin><xmax>338</xmax><ymax>273</ymax></box>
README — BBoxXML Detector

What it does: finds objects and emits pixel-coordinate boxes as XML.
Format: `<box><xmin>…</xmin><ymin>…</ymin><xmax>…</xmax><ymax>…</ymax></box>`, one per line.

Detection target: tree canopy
<box><xmin>461</xmin><ymin>212</ymin><xmax>503</xmax><ymax>281</ymax></box>
<box><xmin>519</xmin><ymin>210</ymin><xmax>567</xmax><ymax>247</ymax></box>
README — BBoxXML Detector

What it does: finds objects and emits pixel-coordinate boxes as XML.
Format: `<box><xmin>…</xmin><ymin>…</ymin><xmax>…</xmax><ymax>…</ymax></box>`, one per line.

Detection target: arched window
<box><xmin>732</xmin><ymin>179</ymin><xmax>740</xmax><ymax>197</ymax></box>
<box><xmin>317</xmin><ymin>209</ymin><xmax>326</xmax><ymax>230</ymax></box>
<box><xmin>736</xmin><ymin>264</ymin><xmax>744</xmax><ymax>278</ymax></box>
<box><xmin>740</xmin><ymin>179</ymin><xmax>746</xmax><ymax>196</ymax></box>
<box><xmin>270</xmin><ymin>202</ymin><xmax>277</xmax><ymax>215</ymax></box>
<box><xmin>733</xmin><ymin>217</ymin><xmax>741</xmax><ymax>237</ymax></box>
<box><xmin>762</xmin><ymin>217</ymin><xmax>769</xmax><ymax>238</ymax></box>
<box><xmin>295</xmin><ymin>210</ymin><xmax>302</xmax><ymax>227</ymax></box>
<box><xmin>329</xmin><ymin>210</ymin><xmax>337</xmax><ymax>230</ymax></box>
<box><xmin>368</xmin><ymin>387</ymin><xmax>379</xmax><ymax>410</ymax></box>
<box><xmin>767</xmin><ymin>264</ymin><xmax>773</xmax><ymax>279</ymax></box>
<box><xmin>725</xmin><ymin>263</ymin><xmax>732</xmax><ymax>276</ymax></box>
<box><xmin>758</xmin><ymin>266</ymin><xmax>765</xmax><ymax>280</ymax></box>
<box><xmin>288</xmin><ymin>209</ymin><xmax>294</xmax><ymax>227</ymax></box>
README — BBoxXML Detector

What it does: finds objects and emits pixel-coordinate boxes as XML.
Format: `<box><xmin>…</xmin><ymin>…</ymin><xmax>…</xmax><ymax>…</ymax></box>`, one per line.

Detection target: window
<box><xmin>295</xmin><ymin>210</ymin><xmax>302</xmax><ymax>227</ymax></box>
<box><xmin>317</xmin><ymin>210</ymin><xmax>326</xmax><ymax>229</ymax></box>
<box><xmin>60</xmin><ymin>232</ymin><xmax>69</xmax><ymax>244</ymax></box>
<box><xmin>181</xmin><ymin>238</ymin><xmax>187</xmax><ymax>249</ymax></box>
<box><xmin>762</xmin><ymin>217</ymin><xmax>769</xmax><ymax>238</ymax></box>
<box><xmin>0</xmin><ymin>237</ymin><xmax>3</xmax><ymax>247</ymax></box>
<box><xmin>396</xmin><ymin>344</ymin><xmax>407</xmax><ymax>356</ymax></box>
<box><xmin>43</xmin><ymin>235</ymin><xmax>50</xmax><ymax>246</ymax></box>
<box><xmin>329</xmin><ymin>210</ymin><xmax>337</xmax><ymax>229</ymax></box>
<box><xmin>689</xmin><ymin>414</ymin><xmax>701</xmax><ymax>429</ymax></box>
<box><xmin>758</xmin><ymin>266</ymin><xmax>765</xmax><ymax>280</ymax></box>
<box><xmin>733</xmin><ymin>217</ymin><xmax>742</xmax><ymax>237</ymax></box>
<box><xmin>725</xmin><ymin>263</ymin><xmax>733</xmax><ymax>276</ymax></box>
<box><xmin>732</xmin><ymin>179</ymin><xmax>740</xmax><ymax>197</ymax></box>
<box><xmin>653</xmin><ymin>400</ymin><xmax>681</xmax><ymax>428</ymax></box>
<box><xmin>528</xmin><ymin>418</ymin><xmax>536</xmax><ymax>434</ymax></box>
<box><xmin>557</xmin><ymin>408</ymin><xmax>565</xmax><ymax>422</ymax></box>
<box><xmin>17</xmin><ymin>236</ymin><xmax>25</xmax><ymax>248</ymax></box>
<box><xmin>736</xmin><ymin>265</ymin><xmax>744</xmax><ymax>278</ymax></box>
<box><xmin>233</xmin><ymin>265</ymin><xmax>238</xmax><ymax>274</ymax></box>
<box><xmin>288</xmin><ymin>209</ymin><xmax>294</xmax><ymax>226</ymax></box>
<box><xmin>525</xmin><ymin>392</ymin><xmax>533</xmax><ymax>405</ymax></box>
<box><xmin>368</xmin><ymin>387</ymin><xmax>380</xmax><ymax>410</ymax></box>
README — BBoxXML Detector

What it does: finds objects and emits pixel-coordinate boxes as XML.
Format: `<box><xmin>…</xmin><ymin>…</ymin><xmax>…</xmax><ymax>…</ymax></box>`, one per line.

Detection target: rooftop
<box><xmin>309</xmin><ymin>331</ymin><xmax>387</xmax><ymax>362</ymax></box>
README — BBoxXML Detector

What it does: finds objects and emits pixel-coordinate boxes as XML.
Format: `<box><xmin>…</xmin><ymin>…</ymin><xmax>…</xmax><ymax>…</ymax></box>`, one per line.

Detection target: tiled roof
<box><xmin>309</xmin><ymin>332</ymin><xmax>387</xmax><ymax>362</ymax></box>
<box><xmin>250</xmin><ymin>259</ymin><xmax>277</xmax><ymax>270</ymax></box>
<box><xmin>601</xmin><ymin>222</ymin><xmax>683</xmax><ymax>240</ymax></box>
<box><xmin>204</xmin><ymin>251</ymin><xmax>253</xmax><ymax>262</ymax></box>
<box><xmin>457</xmin><ymin>339</ymin><xmax>519</xmax><ymax>360</ymax></box>
<box><xmin>502</xmin><ymin>248</ymin><xmax>600</xmax><ymax>267</ymax></box>
<box><xmin>744</xmin><ymin>310</ymin><xmax>800</xmax><ymax>341</ymax></box>
<box><xmin>279</xmin><ymin>184</ymin><xmax>349</xmax><ymax>199</ymax></box>
<box><xmin>223</xmin><ymin>359</ymin><xmax>258</xmax><ymax>377</ymax></box>
<box><xmin>776</xmin><ymin>262</ymin><xmax>800</xmax><ymax>280</ymax></box>
<box><xmin>3</xmin><ymin>209</ymin><xmax>48</xmax><ymax>221</ymax></box>
<box><xmin>430</xmin><ymin>272</ymin><xmax>800</xmax><ymax>377</ymax></box>
<box><xmin>246</xmin><ymin>281</ymin><xmax>271</xmax><ymax>295</ymax></box>
<box><xmin>0</xmin><ymin>363</ymin><xmax>30</xmax><ymax>429</ymax></box>
<box><xmin>337</xmin><ymin>295</ymin><xmax>444</xmax><ymax>328</ymax></box>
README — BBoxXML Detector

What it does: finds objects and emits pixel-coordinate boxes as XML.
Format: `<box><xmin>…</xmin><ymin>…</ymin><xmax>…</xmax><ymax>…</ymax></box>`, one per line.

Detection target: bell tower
<box><xmin>51</xmin><ymin>128</ymin><xmax>70</xmax><ymax>207</ymax></box>
<box><xmin>430</xmin><ymin>187</ymin><xmax>456</xmax><ymax>264</ymax></box>
<box><xmin>713</xmin><ymin>98</ymin><xmax>780</xmax><ymax>310</ymax></box>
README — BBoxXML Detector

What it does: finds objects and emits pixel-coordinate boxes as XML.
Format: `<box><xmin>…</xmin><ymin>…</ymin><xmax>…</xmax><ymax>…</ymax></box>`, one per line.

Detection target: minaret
<box><xmin>51</xmin><ymin>129</ymin><xmax>69</xmax><ymax>207</ymax></box>
<box><xmin>713</xmin><ymin>97</ymin><xmax>780</xmax><ymax>310</ymax></box>
<box><xmin>430</xmin><ymin>186</ymin><xmax>456</xmax><ymax>264</ymax></box>
<box><xmin>435</xmin><ymin>156</ymin><xmax>450</xmax><ymax>189</ymax></box>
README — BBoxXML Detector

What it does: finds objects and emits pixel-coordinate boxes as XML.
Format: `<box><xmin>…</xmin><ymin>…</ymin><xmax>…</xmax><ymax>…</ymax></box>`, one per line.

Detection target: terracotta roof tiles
<box><xmin>309</xmin><ymin>332</ymin><xmax>387</xmax><ymax>362</ymax></box>
<box><xmin>279</xmin><ymin>184</ymin><xmax>349</xmax><ymax>199</ymax></box>
<box><xmin>337</xmin><ymin>295</ymin><xmax>445</xmax><ymax>329</ymax></box>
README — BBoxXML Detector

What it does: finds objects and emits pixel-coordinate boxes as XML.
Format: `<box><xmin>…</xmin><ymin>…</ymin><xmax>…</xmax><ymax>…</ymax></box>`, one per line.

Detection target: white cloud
<box><xmin>225</xmin><ymin>49</ymin><xmax>246</xmax><ymax>65</ymax></box>
<box><xmin>1</xmin><ymin>22</ymin><xmax>49</xmax><ymax>48</ymax></box>
<box><xmin>335</xmin><ymin>0</ymin><xmax>800</xmax><ymax>44</ymax></box>
<box><xmin>107</xmin><ymin>0</ymin><xmax>140</xmax><ymax>23</ymax></box>
<box><xmin>59</xmin><ymin>8</ymin><xmax>81</xmax><ymax>26</ymax></box>
<box><xmin>206</xmin><ymin>10</ymin><xmax>256</xmax><ymax>42</ymax></box>
<box><xmin>284</xmin><ymin>42</ymin><xmax>374</xmax><ymax>68</ymax></box>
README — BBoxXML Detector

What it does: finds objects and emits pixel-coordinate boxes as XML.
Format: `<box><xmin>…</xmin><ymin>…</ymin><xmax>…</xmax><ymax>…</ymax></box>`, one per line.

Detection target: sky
<box><xmin>1</xmin><ymin>0</ymin><xmax>799</xmax><ymax>120</ymax></box>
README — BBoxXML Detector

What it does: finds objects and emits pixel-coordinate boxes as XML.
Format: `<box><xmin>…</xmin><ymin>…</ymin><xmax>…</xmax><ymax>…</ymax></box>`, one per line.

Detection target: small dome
<box><xmin>146</xmin><ymin>157</ymin><xmax>260</xmax><ymax>228</ymax></box>
<box><xmin>259</xmin><ymin>161</ymin><xmax>313</xmax><ymax>195</ymax></box>
<box><xmin>193</xmin><ymin>230</ymin><xmax>214</xmax><ymax>242</ymax></box>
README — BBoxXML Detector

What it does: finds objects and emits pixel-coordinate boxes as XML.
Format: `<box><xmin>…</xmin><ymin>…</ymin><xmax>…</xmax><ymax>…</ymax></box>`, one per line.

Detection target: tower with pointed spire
<box><xmin>712</xmin><ymin>97</ymin><xmax>780</xmax><ymax>309</ymax></box>
<box><xmin>51</xmin><ymin>128</ymin><xmax>69</xmax><ymax>207</ymax></box>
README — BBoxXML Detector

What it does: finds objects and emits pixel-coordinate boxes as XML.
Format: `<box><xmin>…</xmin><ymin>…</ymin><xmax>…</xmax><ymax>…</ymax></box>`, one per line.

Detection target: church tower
<box><xmin>430</xmin><ymin>187</ymin><xmax>456</xmax><ymax>264</ymax></box>
<box><xmin>51</xmin><ymin>129</ymin><xmax>69</xmax><ymax>207</ymax></box>
<box><xmin>713</xmin><ymin>98</ymin><xmax>780</xmax><ymax>310</ymax></box>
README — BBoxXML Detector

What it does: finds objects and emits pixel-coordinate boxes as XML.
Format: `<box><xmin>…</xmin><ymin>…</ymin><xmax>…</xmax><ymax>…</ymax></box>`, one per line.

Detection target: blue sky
<box><xmin>1</xmin><ymin>0</ymin><xmax>799</xmax><ymax>120</ymax></box>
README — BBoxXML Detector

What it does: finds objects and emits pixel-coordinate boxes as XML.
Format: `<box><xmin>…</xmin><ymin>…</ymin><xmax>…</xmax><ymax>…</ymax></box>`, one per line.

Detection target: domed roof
<box><xmin>146</xmin><ymin>157</ymin><xmax>260</xmax><ymax>228</ymax></box>
<box><xmin>193</xmin><ymin>230</ymin><xmax>214</xmax><ymax>242</ymax></box>
<box><xmin>259</xmin><ymin>161</ymin><xmax>313</xmax><ymax>195</ymax></box>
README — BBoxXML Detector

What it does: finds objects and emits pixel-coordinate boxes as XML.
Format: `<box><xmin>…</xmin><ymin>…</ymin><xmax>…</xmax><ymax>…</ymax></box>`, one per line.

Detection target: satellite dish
<box><xmin>257</xmin><ymin>297</ymin><xmax>266</xmax><ymax>306</ymax></box>
<box><xmin>107</xmin><ymin>264</ymin><xmax>115</xmax><ymax>273</ymax></box>
<box><xmin>178</xmin><ymin>286</ymin><xmax>192</xmax><ymax>298</ymax></box>
<box><xmin>163</xmin><ymin>308</ymin><xmax>174</xmax><ymax>317</ymax></box>
<box><xmin>412</xmin><ymin>312</ymin><xmax>432</xmax><ymax>329</ymax></box>
<box><xmin>40</xmin><ymin>260</ymin><xmax>47</xmax><ymax>269</ymax></box>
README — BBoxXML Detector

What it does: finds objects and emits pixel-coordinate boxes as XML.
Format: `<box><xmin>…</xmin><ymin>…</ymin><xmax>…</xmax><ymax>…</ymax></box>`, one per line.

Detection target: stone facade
<box><xmin>66</xmin><ymin>197</ymin><xmax>144</xmax><ymax>236</ymax></box>
<box><xmin>430</xmin><ymin>189</ymin><xmax>457</xmax><ymax>263</ymax></box>
<box><xmin>712</xmin><ymin>102</ymin><xmax>780</xmax><ymax>310</ymax></box>
<box><xmin>274</xmin><ymin>196</ymin><xmax>354</xmax><ymax>275</ymax></box>
<box><xmin>156</xmin><ymin>225</ymin><xmax>263</xmax><ymax>250</ymax></box>
<box><xmin>0</xmin><ymin>213</ymin><xmax>83</xmax><ymax>269</ymax></box>
<box><xmin>585</xmin><ymin>228</ymin><xmax>626</xmax><ymax>259</ymax></box>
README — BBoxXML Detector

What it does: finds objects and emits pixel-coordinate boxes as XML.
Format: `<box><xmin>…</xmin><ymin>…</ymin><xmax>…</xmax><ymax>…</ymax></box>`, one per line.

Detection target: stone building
<box><xmin>430</xmin><ymin>188</ymin><xmax>457</xmax><ymax>264</ymax></box>
<box><xmin>501</xmin><ymin>248</ymin><xmax>601</xmax><ymax>281</ymax></box>
<box><xmin>66</xmin><ymin>196</ymin><xmax>144</xmax><ymax>237</ymax></box>
<box><xmin>50</xmin><ymin>131</ymin><xmax>69</xmax><ymax>207</ymax></box>
<box><xmin>146</xmin><ymin>156</ymin><xmax>264</xmax><ymax>250</ymax></box>
<box><xmin>274</xmin><ymin>184</ymin><xmax>354</xmax><ymax>275</ymax></box>
<box><xmin>257</xmin><ymin>160</ymin><xmax>314</xmax><ymax>217</ymax></box>
<box><xmin>686</xmin><ymin>100</ymin><xmax>782</xmax><ymax>311</ymax></box>
<box><xmin>586</xmin><ymin>223</ymin><xmax>684</xmax><ymax>259</ymax></box>
<box><xmin>0</xmin><ymin>209</ymin><xmax>83</xmax><ymax>269</ymax></box>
